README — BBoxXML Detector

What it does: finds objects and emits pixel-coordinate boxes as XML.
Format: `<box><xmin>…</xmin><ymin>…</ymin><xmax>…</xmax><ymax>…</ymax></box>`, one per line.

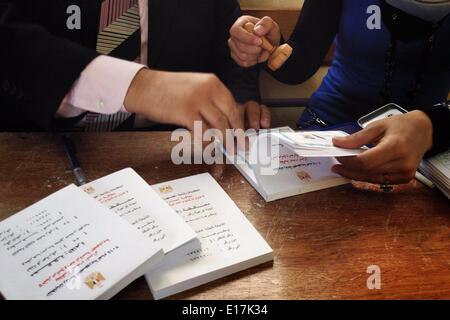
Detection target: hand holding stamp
<box><xmin>244</xmin><ymin>22</ymin><xmax>293</xmax><ymax>71</ymax></box>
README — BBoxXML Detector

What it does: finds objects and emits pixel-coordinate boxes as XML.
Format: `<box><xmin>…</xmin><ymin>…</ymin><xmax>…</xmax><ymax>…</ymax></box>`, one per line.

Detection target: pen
<box><xmin>61</xmin><ymin>135</ymin><xmax>87</xmax><ymax>186</ymax></box>
<box><xmin>415</xmin><ymin>171</ymin><xmax>435</xmax><ymax>189</ymax></box>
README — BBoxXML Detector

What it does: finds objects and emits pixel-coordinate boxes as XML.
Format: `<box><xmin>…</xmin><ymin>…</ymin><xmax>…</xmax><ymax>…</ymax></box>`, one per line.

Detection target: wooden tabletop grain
<box><xmin>0</xmin><ymin>132</ymin><xmax>449</xmax><ymax>300</ymax></box>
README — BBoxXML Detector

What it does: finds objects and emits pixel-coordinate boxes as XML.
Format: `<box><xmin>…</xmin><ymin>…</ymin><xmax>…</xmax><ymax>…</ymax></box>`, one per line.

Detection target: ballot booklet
<box><xmin>0</xmin><ymin>169</ymin><xmax>273</xmax><ymax>300</ymax></box>
<box><xmin>419</xmin><ymin>149</ymin><xmax>450</xmax><ymax>199</ymax></box>
<box><xmin>0</xmin><ymin>185</ymin><xmax>164</xmax><ymax>300</ymax></box>
<box><xmin>146</xmin><ymin>173</ymin><xmax>274</xmax><ymax>300</ymax></box>
<box><xmin>224</xmin><ymin>127</ymin><xmax>364</xmax><ymax>202</ymax></box>
<box><xmin>82</xmin><ymin>168</ymin><xmax>197</xmax><ymax>253</ymax></box>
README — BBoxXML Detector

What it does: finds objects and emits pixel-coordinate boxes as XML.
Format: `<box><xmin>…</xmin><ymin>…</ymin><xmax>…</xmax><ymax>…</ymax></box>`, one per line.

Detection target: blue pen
<box><xmin>62</xmin><ymin>135</ymin><xmax>87</xmax><ymax>186</ymax></box>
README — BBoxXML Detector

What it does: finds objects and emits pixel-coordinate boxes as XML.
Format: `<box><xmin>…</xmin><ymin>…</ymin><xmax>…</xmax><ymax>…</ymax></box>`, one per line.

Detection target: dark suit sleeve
<box><xmin>212</xmin><ymin>0</ymin><xmax>261</xmax><ymax>104</ymax></box>
<box><xmin>0</xmin><ymin>1</ymin><xmax>98</xmax><ymax>130</ymax></box>
<box><xmin>268</xmin><ymin>0</ymin><xmax>342</xmax><ymax>85</ymax></box>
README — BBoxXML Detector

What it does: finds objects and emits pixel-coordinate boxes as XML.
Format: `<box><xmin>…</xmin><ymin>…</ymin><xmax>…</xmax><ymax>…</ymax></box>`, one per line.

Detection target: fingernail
<box><xmin>254</xmin><ymin>38</ymin><xmax>262</xmax><ymax>46</ymax></box>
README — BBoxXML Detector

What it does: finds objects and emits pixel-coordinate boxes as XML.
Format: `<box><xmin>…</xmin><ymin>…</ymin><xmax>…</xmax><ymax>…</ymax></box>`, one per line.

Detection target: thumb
<box><xmin>332</xmin><ymin>124</ymin><xmax>385</xmax><ymax>149</ymax></box>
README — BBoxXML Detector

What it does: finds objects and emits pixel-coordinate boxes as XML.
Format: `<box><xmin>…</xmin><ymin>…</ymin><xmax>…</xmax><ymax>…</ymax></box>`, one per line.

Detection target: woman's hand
<box><xmin>229</xmin><ymin>16</ymin><xmax>281</xmax><ymax>68</ymax></box>
<box><xmin>331</xmin><ymin>111</ymin><xmax>434</xmax><ymax>184</ymax></box>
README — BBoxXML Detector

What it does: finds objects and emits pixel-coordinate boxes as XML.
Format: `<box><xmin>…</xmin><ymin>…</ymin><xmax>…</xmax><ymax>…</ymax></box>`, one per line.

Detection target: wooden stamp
<box><xmin>244</xmin><ymin>22</ymin><xmax>293</xmax><ymax>71</ymax></box>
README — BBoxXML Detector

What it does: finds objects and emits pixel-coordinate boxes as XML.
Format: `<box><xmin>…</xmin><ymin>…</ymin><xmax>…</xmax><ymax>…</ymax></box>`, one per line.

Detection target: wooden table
<box><xmin>1</xmin><ymin>132</ymin><xmax>449</xmax><ymax>300</ymax></box>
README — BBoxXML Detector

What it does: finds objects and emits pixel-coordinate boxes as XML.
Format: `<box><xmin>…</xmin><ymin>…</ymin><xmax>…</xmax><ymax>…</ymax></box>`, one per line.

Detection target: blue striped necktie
<box><xmin>84</xmin><ymin>0</ymin><xmax>141</xmax><ymax>132</ymax></box>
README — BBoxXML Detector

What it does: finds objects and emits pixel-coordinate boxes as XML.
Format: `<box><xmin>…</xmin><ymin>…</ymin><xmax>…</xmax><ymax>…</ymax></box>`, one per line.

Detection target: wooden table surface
<box><xmin>1</xmin><ymin>132</ymin><xmax>449</xmax><ymax>300</ymax></box>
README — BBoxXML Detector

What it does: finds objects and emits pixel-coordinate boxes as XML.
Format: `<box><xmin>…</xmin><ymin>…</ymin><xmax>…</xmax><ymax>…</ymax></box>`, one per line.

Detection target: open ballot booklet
<box><xmin>223</xmin><ymin>127</ymin><xmax>365</xmax><ymax>202</ymax></box>
<box><xmin>0</xmin><ymin>168</ymin><xmax>273</xmax><ymax>300</ymax></box>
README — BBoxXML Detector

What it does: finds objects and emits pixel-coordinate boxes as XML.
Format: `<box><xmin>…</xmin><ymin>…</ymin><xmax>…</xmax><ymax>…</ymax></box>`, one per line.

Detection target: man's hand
<box><xmin>229</xmin><ymin>16</ymin><xmax>281</xmax><ymax>68</ymax></box>
<box><xmin>332</xmin><ymin>111</ymin><xmax>434</xmax><ymax>185</ymax></box>
<box><xmin>242</xmin><ymin>101</ymin><xmax>271</xmax><ymax>130</ymax></box>
<box><xmin>124</xmin><ymin>69</ymin><xmax>244</xmax><ymax>135</ymax></box>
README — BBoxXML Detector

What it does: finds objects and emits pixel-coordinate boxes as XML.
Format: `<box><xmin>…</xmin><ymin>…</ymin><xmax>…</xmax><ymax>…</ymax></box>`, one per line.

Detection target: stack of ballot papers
<box><xmin>419</xmin><ymin>150</ymin><xmax>450</xmax><ymax>199</ymax></box>
<box><xmin>274</xmin><ymin>130</ymin><xmax>366</xmax><ymax>157</ymax></box>
<box><xmin>0</xmin><ymin>183</ymin><xmax>165</xmax><ymax>300</ymax></box>
<box><xmin>147</xmin><ymin>173</ymin><xmax>273</xmax><ymax>299</ymax></box>
<box><xmin>223</xmin><ymin>127</ymin><xmax>366</xmax><ymax>202</ymax></box>
<box><xmin>0</xmin><ymin>168</ymin><xmax>273</xmax><ymax>300</ymax></box>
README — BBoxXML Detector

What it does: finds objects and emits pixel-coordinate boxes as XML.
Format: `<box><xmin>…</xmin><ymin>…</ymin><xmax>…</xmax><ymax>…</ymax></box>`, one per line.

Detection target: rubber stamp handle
<box><xmin>244</xmin><ymin>22</ymin><xmax>275</xmax><ymax>54</ymax></box>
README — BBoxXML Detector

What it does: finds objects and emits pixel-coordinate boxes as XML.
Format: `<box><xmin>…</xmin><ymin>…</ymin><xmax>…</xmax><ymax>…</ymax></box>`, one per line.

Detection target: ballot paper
<box><xmin>419</xmin><ymin>149</ymin><xmax>450</xmax><ymax>199</ymax></box>
<box><xmin>223</xmin><ymin>127</ymin><xmax>352</xmax><ymax>202</ymax></box>
<box><xmin>146</xmin><ymin>173</ymin><xmax>273</xmax><ymax>300</ymax></box>
<box><xmin>0</xmin><ymin>185</ymin><xmax>164</xmax><ymax>300</ymax></box>
<box><xmin>82</xmin><ymin>168</ymin><xmax>197</xmax><ymax>253</ymax></box>
<box><xmin>274</xmin><ymin>131</ymin><xmax>366</xmax><ymax>157</ymax></box>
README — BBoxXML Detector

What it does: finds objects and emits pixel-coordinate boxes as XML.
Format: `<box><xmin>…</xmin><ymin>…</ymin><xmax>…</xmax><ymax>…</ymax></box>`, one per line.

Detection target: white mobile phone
<box><xmin>357</xmin><ymin>103</ymin><xmax>407</xmax><ymax>128</ymax></box>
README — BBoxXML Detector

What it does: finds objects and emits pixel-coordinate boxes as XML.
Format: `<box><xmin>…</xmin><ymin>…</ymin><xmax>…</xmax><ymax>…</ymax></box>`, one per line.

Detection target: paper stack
<box><xmin>419</xmin><ymin>150</ymin><xmax>450</xmax><ymax>199</ymax></box>
<box><xmin>0</xmin><ymin>168</ymin><xmax>273</xmax><ymax>300</ymax></box>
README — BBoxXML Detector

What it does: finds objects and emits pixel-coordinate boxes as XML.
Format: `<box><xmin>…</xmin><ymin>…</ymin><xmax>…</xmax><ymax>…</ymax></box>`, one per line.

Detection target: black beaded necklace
<box><xmin>379</xmin><ymin>0</ymin><xmax>443</xmax><ymax>108</ymax></box>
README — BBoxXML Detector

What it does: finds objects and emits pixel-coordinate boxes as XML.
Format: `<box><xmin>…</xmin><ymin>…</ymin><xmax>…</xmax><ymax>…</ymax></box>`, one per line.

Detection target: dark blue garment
<box><xmin>304</xmin><ymin>0</ymin><xmax>450</xmax><ymax>126</ymax></box>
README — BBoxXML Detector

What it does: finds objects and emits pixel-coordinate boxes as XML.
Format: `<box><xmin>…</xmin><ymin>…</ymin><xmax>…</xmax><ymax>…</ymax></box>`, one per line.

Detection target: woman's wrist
<box><xmin>408</xmin><ymin>110</ymin><xmax>433</xmax><ymax>152</ymax></box>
